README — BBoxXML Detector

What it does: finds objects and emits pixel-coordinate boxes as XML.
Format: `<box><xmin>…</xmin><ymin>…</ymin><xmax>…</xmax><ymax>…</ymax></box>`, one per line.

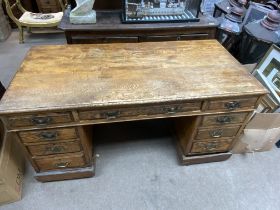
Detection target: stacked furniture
<box><xmin>59</xmin><ymin>0</ymin><xmax>219</xmax><ymax>44</ymax></box>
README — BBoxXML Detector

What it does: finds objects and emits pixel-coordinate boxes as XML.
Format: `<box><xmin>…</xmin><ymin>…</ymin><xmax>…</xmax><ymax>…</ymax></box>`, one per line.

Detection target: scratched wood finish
<box><xmin>199</xmin><ymin>112</ymin><xmax>249</xmax><ymax>127</ymax></box>
<box><xmin>7</xmin><ymin>112</ymin><xmax>74</xmax><ymax>128</ymax></box>
<box><xmin>190</xmin><ymin>139</ymin><xmax>232</xmax><ymax>154</ymax></box>
<box><xmin>34</xmin><ymin>152</ymin><xmax>86</xmax><ymax>171</ymax></box>
<box><xmin>27</xmin><ymin>141</ymin><xmax>81</xmax><ymax>156</ymax></box>
<box><xmin>0</xmin><ymin>40</ymin><xmax>267</xmax><ymax>114</ymax></box>
<box><xmin>194</xmin><ymin>125</ymin><xmax>241</xmax><ymax>140</ymax></box>
<box><xmin>18</xmin><ymin>127</ymin><xmax>78</xmax><ymax>143</ymax></box>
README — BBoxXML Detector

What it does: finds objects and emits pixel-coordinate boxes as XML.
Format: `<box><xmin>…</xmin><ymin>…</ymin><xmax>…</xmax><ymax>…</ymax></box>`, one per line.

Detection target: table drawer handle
<box><xmin>46</xmin><ymin>146</ymin><xmax>65</xmax><ymax>153</ymax></box>
<box><xmin>225</xmin><ymin>101</ymin><xmax>240</xmax><ymax>110</ymax></box>
<box><xmin>206</xmin><ymin>143</ymin><xmax>218</xmax><ymax>150</ymax></box>
<box><xmin>55</xmin><ymin>162</ymin><xmax>70</xmax><ymax>168</ymax></box>
<box><xmin>31</xmin><ymin>116</ymin><xmax>52</xmax><ymax>125</ymax></box>
<box><xmin>105</xmin><ymin>111</ymin><xmax>120</xmax><ymax>119</ymax></box>
<box><xmin>210</xmin><ymin>130</ymin><xmax>223</xmax><ymax>138</ymax></box>
<box><xmin>216</xmin><ymin>116</ymin><xmax>232</xmax><ymax>124</ymax></box>
<box><xmin>40</xmin><ymin>131</ymin><xmax>58</xmax><ymax>140</ymax></box>
<box><xmin>163</xmin><ymin>107</ymin><xmax>179</xmax><ymax>114</ymax></box>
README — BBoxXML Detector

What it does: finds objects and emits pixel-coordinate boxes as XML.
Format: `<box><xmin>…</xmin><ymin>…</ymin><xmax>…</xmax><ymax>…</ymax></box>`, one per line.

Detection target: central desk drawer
<box><xmin>27</xmin><ymin>141</ymin><xmax>81</xmax><ymax>156</ymax></box>
<box><xmin>18</xmin><ymin>127</ymin><xmax>78</xmax><ymax>143</ymax></box>
<box><xmin>78</xmin><ymin>102</ymin><xmax>201</xmax><ymax>121</ymax></box>
<box><xmin>200</xmin><ymin>112</ymin><xmax>249</xmax><ymax>127</ymax></box>
<box><xmin>195</xmin><ymin>126</ymin><xmax>241</xmax><ymax>140</ymax></box>
<box><xmin>7</xmin><ymin>112</ymin><xmax>74</xmax><ymax>128</ymax></box>
<box><xmin>34</xmin><ymin>152</ymin><xmax>87</xmax><ymax>171</ymax></box>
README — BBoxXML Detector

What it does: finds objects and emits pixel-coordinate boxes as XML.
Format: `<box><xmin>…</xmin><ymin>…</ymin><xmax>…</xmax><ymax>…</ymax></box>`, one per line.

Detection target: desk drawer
<box><xmin>18</xmin><ymin>127</ymin><xmax>78</xmax><ymax>144</ymax></box>
<box><xmin>200</xmin><ymin>112</ymin><xmax>249</xmax><ymax>127</ymax></box>
<box><xmin>35</xmin><ymin>152</ymin><xmax>86</xmax><ymax>171</ymax></box>
<box><xmin>195</xmin><ymin>126</ymin><xmax>241</xmax><ymax>140</ymax></box>
<box><xmin>207</xmin><ymin>97</ymin><xmax>258</xmax><ymax>111</ymax></box>
<box><xmin>7</xmin><ymin>112</ymin><xmax>74</xmax><ymax>128</ymax></box>
<box><xmin>191</xmin><ymin>139</ymin><xmax>232</xmax><ymax>154</ymax></box>
<box><xmin>79</xmin><ymin>102</ymin><xmax>201</xmax><ymax>121</ymax></box>
<box><xmin>27</xmin><ymin>141</ymin><xmax>81</xmax><ymax>156</ymax></box>
<box><xmin>40</xmin><ymin>0</ymin><xmax>57</xmax><ymax>6</ymax></box>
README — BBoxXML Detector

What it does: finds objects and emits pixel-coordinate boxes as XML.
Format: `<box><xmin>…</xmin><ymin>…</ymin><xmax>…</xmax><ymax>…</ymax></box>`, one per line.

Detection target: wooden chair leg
<box><xmin>19</xmin><ymin>26</ymin><xmax>24</xmax><ymax>44</ymax></box>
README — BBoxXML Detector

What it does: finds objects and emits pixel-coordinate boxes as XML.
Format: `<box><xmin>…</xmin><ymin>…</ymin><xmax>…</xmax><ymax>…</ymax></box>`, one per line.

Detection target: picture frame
<box><xmin>122</xmin><ymin>0</ymin><xmax>201</xmax><ymax>23</ymax></box>
<box><xmin>242</xmin><ymin>2</ymin><xmax>271</xmax><ymax>27</ymax></box>
<box><xmin>254</xmin><ymin>69</ymin><xmax>280</xmax><ymax>108</ymax></box>
<box><xmin>253</xmin><ymin>45</ymin><xmax>280</xmax><ymax>97</ymax></box>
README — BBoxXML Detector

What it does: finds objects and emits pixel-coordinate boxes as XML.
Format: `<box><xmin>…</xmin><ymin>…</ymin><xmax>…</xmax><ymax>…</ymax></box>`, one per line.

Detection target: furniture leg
<box><xmin>18</xmin><ymin>26</ymin><xmax>24</xmax><ymax>44</ymax></box>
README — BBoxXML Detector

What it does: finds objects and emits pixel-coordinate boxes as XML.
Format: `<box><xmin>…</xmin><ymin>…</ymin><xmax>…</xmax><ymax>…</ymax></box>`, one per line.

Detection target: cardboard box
<box><xmin>232</xmin><ymin>113</ymin><xmax>280</xmax><ymax>153</ymax></box>
<box><xmin>0</xmin><ymin>132</ymin><xmax>24</xmax><ymax>205</ymax></box>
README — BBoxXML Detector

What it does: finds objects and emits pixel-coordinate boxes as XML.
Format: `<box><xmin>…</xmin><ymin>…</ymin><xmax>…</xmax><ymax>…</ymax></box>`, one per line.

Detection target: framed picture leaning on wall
<box><xmin>253</xmin><ymin>45</ymin><xmax>280</xmax><ymax>109</ymax></box>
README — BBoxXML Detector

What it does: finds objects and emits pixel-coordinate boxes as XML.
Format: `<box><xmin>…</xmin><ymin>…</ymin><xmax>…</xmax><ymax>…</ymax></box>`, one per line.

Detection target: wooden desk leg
<box><xmin>34</xmin><ymin>164</ymin><xmax>95</xmax><ymax>182</ymax></box>
<box><xmin>65</xmin><ymin>31</ymin><xmax>73</xmax><ymax>44</ymax></box>
<box><xmin>174</xmin><ymin>117</ymin><xmax>232</xmax><ymax>166</ymax></box>
<box><xmin>176</xmin><ymin>142</ymin><xmax>232</xmax><ymax>166</ymax></box>
<box><xmin>32</xmin><ymin>126</ymin><xmax>95</xmax><ymax>182</ymax></box>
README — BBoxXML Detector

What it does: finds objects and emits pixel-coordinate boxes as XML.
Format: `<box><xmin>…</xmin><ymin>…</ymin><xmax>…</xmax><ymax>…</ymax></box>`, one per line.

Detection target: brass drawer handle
<box><xmin>216</xmin><ymin>116</ymin><xmax>232</xmax><ymax>124</ymax></box>
<box><xmin>31</xmin><ymin>116</ymin><xmax>52</xmax><ymax>126</ymax></box>
<box><xmin>55</xmin><ymin>162</ymin><xmax>70</xmax><ymax>168</ymax></box>
<box><xmin>210</xmin><ymin>130</ymin><xmax>223</xmax><ymax>138</ymax></box>
<box><xmin>206</xmin><ymin>143</ymin><xmax>219</xmax><ymax>150</ymax></box>
<box><xmin>105</xmin><ymin>111</ymin><xmax>120</xmax><ymax>119</ymax></box>
<box><xmin>163</xmin><ymin>106</ymin><xmax>179</xmax><ymax>114</ymax></box>
<box><xmin>46</xmin><ymin>145</ymin><xmax>65</xmax><ymax>153</ymax></box>
<box><xmin>40</xmin><ymin>131</ymin><xmax>58</xmax><ymax>140</ymax></box>
<box><xmin>225</xmin><ymin>101</ymin><xmax>240</xmax><ymax>110</ymax></box>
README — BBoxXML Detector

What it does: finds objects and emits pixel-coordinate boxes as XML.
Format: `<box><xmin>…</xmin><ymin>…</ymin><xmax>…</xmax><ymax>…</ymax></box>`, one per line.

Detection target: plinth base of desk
<box><xmin>34</xmin><ymin>165</ymin><xmax>95</xmax><ymax>182</ymax></box>
<box><xmin>177</xmin><ymin>145</ymin><xmax>232</xmax><ymax>165</ymax></box>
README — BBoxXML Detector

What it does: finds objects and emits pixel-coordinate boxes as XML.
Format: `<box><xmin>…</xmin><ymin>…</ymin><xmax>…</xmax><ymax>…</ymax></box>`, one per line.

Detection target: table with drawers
<box><xmin>0</xmin><ymin>40</ymin><xmax>267</xmax><ymax>182</ymax></box>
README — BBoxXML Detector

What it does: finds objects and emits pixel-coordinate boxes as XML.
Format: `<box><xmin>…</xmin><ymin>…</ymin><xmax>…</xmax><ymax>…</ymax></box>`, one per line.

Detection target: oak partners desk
<box><xmin>0</xmin><ymin>40</ymin><xmax>267</xmax><ymax>182</ymax></box>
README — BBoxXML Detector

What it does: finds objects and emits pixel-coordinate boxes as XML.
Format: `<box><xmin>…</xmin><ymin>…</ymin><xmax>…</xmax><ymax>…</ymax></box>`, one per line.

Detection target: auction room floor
<box><xmin>1</xmin><ymin>31</ymin><xmax>280</xmax><ymax>210</ymax></box>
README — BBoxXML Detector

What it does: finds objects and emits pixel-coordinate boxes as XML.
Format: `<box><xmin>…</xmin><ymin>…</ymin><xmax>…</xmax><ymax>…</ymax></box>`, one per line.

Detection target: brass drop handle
<box><xmin>46</xmin><ymin>145</ymin><xmax>65</xmax><ymax>153</ymax></box>
<box><xmin>206</xmin><ymin>143</ymin><xmax>218</xmax><ymax>150</ymax></box>
<box><xmin>216</xmin><ymin>116</ymin><xmax>232</xmax><ymax>124</ymax></box>
<box><xmin>163</xmin><ymin>107</ymin><xmax>178</xmax><ymax>114</ymax></box>
<box><xmin>31</xmin><ymin>116</ymin><xmax>52</xmax><ymax>125</ymax></box>
<box><xmin>55</xmin><ymin>162</ymin><xmax>70</xmax><ymax>168</ymax></box>
<box><xmin>40</xmin><ymin>131</ymin><xmax>58</xmax><ymax>140</ymax></box>
<box><xmin>225</xmin><ymin>101</ymin><xmax>240</xmax><ymax>110</ymax></box>
<box><xmin>210</xmin><ymin>130</ymin><xmax>223</xmax><ymax>138</ymax></box>
<box><xmin>105</xmin><ymin>111</ymin><xmax>120</xmax><ymax>119</ymax></box>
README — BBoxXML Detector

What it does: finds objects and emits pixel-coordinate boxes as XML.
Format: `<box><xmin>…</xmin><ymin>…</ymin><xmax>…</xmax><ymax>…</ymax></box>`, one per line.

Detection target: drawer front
<box><xmin>180</xmin><ymin>34</ymin><xmax>210</xmax><ymax>40</ymax></box>
<box><xmin>82</xmin><ymin>37</ymin><xmax>139</xmax><ymax>44</ymax></box>
<box><xmin>41</xmin><ymin>7</ymin><xmax>60</xmax><ymax>13</ymax></box>
<box><xmin>40</xmin><ymin>0</ymin><xmax>57</xmax><ymax>6</ymax></box>
<box><xmin>7</xmin><ymin>112</ymin><xmax>73</xmax><ymax>128</ymax></box>
<box><xmin>35</xmin><ymin>153</ymin><xmax>86</xmax><ymax>171</ymax></box>
<box><xmin>201</xmin><ymin>112</ymin><xmax>249</xmax><ymax>127</ymax></box>
<box><xmin>18</xmin><ymin>127</ymin><xmax>78</xmax><ymax>144</ymax></box>
<box><xmin>207</xmin><ymin>97</ymin><xmax>258</xmax><ymax>111</ymax></box>
<box><xmin>27</xmin><ymin>141</ymin><xmax>81</xmax><ymax>156</ymax></box>
<box><xmin>79</xmin><ymin>102</ymin><xmax>201</xmax><ymax>121</ymax></box>
<box><xmin>191</xmin><ymin>139</ymin><xmax>232</xmax><ymax>154</ymax></box>
<box><xmin>195</xmin><ymin>126</ymin><xmax>241</xmax><ymax>140</ymax></box>
<box><xmin>139</xmin><ymin>35</ymin><xmax>180</xmax><ymax>42</ymax></box>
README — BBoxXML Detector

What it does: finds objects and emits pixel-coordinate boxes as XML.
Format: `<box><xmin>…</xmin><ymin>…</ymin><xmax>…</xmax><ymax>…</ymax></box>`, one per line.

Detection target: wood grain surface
<box><xmin>0</xmin><ymin>40</ymin><xmax>267</xmax><ymax>114</ymax></box>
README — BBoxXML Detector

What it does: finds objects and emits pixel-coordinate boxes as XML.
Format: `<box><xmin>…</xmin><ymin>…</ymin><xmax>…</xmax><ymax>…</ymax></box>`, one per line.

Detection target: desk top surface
<box><xmin>0</xmin><ymin>40</ymin><xmax>267</xmax><ymax>114</ymax></box>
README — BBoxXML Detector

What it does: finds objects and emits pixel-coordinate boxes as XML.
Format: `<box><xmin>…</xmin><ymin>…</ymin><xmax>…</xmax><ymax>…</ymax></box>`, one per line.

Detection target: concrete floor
<box><xmin>1</xmin><ymin>31</ymin><xmax>280</xmax><ymax>210</ymax></box>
